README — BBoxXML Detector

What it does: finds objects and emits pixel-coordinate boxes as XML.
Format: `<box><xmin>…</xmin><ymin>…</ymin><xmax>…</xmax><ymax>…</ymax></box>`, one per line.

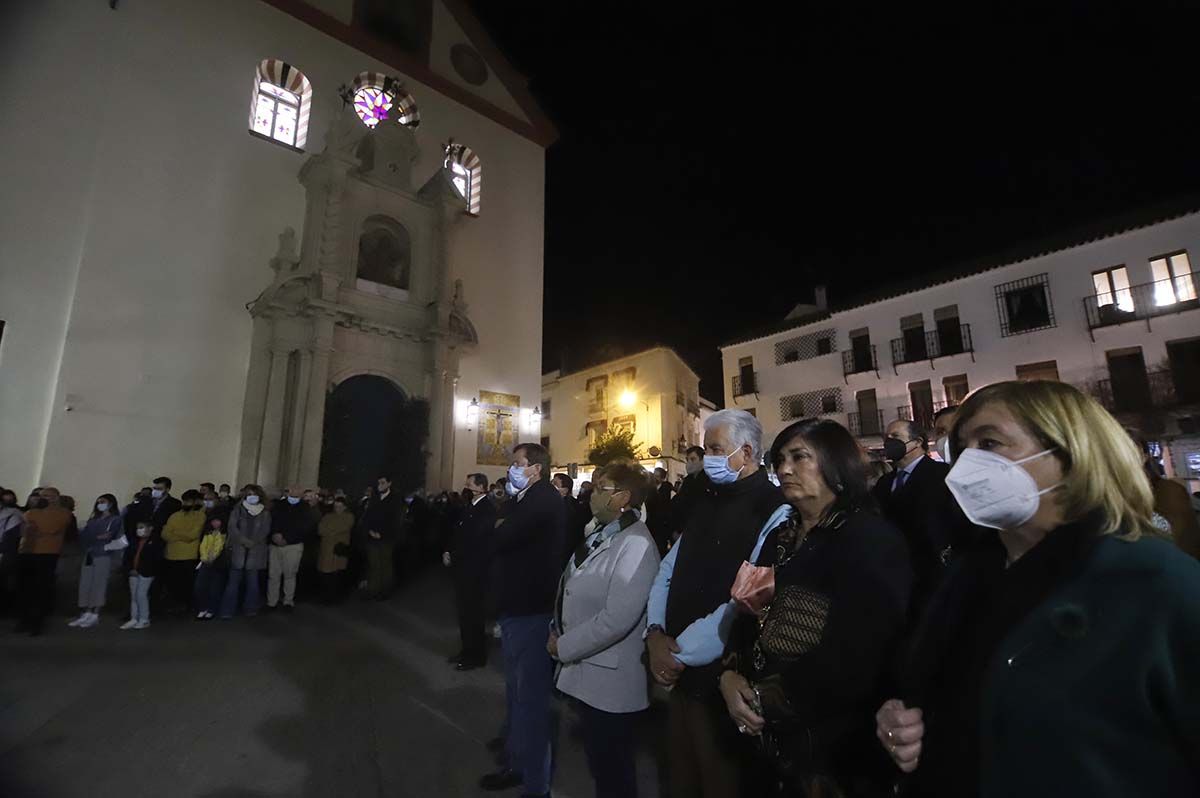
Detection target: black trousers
<box><xmin>164</xmin><ymin>559</ymin><xmax>197</xmax><ymax>610</ymax></box>
<box><xmin>454</xmin><ymin>565</ymin><xmax>487</xmax><ymax>663</ymax></box>
<box><xmin>577</xmin><ymin>699</ymin><xmax>639</xmax><ymax>798</ymax></box>
<box><xmin>18</xmin><ymin>553</ymin><xmax>58</xmax><ymax>633</ymax></box>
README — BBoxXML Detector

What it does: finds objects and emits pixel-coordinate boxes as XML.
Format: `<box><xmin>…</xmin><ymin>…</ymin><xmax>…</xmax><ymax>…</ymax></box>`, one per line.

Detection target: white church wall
<box><xmin>0</xmin><ymin>0</ymin><xmax>545</xmax><ymax>503</ymax></box>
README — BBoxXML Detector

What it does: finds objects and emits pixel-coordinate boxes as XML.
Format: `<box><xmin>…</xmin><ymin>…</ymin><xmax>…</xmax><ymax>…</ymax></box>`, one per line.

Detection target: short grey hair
<box><xmin>703</xmin><ymin>409</ymin><xmax>763</xmax><ymax>460</ymax></box>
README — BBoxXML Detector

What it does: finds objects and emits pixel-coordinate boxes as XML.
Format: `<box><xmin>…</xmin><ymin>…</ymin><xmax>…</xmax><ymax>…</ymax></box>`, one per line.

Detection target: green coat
<box><xmin>911</xmin><ymin>529</ymin><xmax>1200</xmax><ymax>796</ymax></box>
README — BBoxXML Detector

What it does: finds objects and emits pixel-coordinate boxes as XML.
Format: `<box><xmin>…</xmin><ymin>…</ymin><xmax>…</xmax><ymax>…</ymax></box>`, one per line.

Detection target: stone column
<box><xmin>439</xmin><ymin>370</ymin><xmax>460</xmax><ymax>488</ymax></box>
<box><xmin>282</xmin><ymin>349</ymin><xmax>313</xmax><ymax>486</ymax></box>
<box><xmin>236</xmin><ymin>316</ymin><xmax>273</xmax><ymax>487</ymax></box>
<box><xmin>425</xmin><ymin>348</ymin><xmax>449</xmax><ymax>493</ymax></box>
<box><xmin>257</xmin><ymin>347</ymin><xmax>290</xmax><ymax>490</ymax></box>
<box><xmin>298</xmin><ymin>317</ymin><xmax>334</xmax><ymax>488</ymax></box>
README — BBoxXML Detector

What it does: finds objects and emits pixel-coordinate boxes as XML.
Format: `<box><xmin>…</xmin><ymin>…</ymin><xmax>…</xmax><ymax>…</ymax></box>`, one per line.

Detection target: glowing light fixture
<box><xmin>619</xmin><ymin>390</ymin><xmax>636</xmax><ymax>409</ymax></box>
<box><xmin>466</xmin><ymin>398</ymin><xmax>479</xmax><ymax>428</ymax></box>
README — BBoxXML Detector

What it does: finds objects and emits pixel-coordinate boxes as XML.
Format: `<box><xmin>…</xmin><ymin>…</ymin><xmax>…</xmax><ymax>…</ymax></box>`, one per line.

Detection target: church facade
<box><xmin>0</xmin><ymin>0</ymin><xmax>554</xmax><ymax>503</ymax></box>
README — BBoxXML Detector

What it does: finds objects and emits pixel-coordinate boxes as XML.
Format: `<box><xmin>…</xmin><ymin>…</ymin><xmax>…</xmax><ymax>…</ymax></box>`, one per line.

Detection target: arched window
<box><xmin>349</xmin><ymin>72</ymin><xmax>420</xmax><ymax>129</ymax></box>
<box><xmin>356</xmin><ymin>216</ymin><xmax>411</xmax><ymax>293</ymax></box>
<box><xmin>444</xmin><ymin>141</ymin><xmax>481</xmax><ymax>215</ymax></box>
<box><xmin>249</xmin><ymin>59</ymin><xmax>313</xmax><ymax>150</ymax></box>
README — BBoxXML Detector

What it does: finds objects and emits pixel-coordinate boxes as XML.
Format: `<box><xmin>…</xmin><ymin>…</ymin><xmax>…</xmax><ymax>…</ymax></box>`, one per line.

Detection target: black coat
<box><xmin>452</xmin><ymin>497</ymin><xmax>496</xmax><ymax>581</ymax></box>
<box><xmin>871</xmin><ymin>456</ymin><xmax>970</xmax><ymax>615</ymax></box>
<box><xmin>123</xmin><ymin>535</ymin><xmax>164</xmax><ymax>578</ymax></box>
<box><xmin>560</xmin><ymin>494</ymin><xmax>587</xmax><ymax>568</ymax></box>
<box><xmin>150</xmin><ymin>495</ymin><xmax>183</xmax><ymax>535</ymax></box>
<box><xmin>730</xmin><ymin>509</ymin><xmax>912</xmax><ymax>794</ymax></box>
<box><xmin>670</xmin><ymin>472</ymin><xmax>707</xmax><ymax>538</ymax></box>
<box><xmin>361</xmin><ymin>492</ymin><xmax>402</xmax><ymax>543</ymax></box>
<box><xmin>489</xmin><ymin>478</ymin><xmax>566</xmax><ymax>618</ymax></box>
<box><xmin>666</xmin><ymin>468</ymin><xmax>783</xmax><ymax>696</ymax></box>
<box><xmin>645</xmin><ymin>481</ymin><xmax>675</xmax><ymax>556</ymax></box>
<box><xmin>270</xmin><ymin>500</ymin><xmax>319</xmax><ymax>545</ymax></box>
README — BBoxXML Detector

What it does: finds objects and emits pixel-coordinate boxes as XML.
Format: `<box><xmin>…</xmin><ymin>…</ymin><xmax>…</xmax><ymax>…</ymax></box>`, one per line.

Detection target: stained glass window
<box><xmin>353</xmin><ymin>86</ymin><xmax>393</xmax><ymax>128</ymax></box>
<box><xmin>449</xmin><ymin>161</ymin><xmax>470</xmax><ymax>200</ymax></box>
<box><xmin>252</xmin><ymin>81</ymin><xmax>300</xmax><ymax>147</ymax></box>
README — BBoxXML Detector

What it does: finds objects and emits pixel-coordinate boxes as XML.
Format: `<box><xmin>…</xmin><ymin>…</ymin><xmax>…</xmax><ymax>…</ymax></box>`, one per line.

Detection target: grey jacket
<box><xmin>228</xmin><ymin>503</ymin><xmax>271</xmax><ymax>570</ymax></box>
<box><xmin>554</xmin><ymin>517</ymin><xmax>660</xmax><ymax>713</ymax></box>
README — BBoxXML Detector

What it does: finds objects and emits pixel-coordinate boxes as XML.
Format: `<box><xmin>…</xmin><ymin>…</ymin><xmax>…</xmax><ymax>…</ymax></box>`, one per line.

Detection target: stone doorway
<box><xmin>318</xmin><ymin>375</ymin><xmax>429</xmax><ymax>496</ymax></box>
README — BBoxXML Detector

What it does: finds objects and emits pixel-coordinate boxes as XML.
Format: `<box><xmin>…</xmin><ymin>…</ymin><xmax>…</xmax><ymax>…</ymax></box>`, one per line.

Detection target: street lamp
<box><xmin>619</xmin><ymin>389</ymin><xmax>637</xmax><ymax>410</ymax></box>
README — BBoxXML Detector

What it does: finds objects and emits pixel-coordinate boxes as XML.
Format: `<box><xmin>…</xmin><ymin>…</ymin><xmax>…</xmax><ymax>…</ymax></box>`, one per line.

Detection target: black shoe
<box><xmin>479</xmin><ymin>769</ymin><xmax>522</xmax><ymax>791</ymax></box>
<box><xmin>456</xmin><ymin>659</ymin><xmax>486</xmax><ymax>671</ymax></box>
<box><xmin>485</xmin><ymin>736</ymin><xmax>505</xmax><ymax>754</ymax></box>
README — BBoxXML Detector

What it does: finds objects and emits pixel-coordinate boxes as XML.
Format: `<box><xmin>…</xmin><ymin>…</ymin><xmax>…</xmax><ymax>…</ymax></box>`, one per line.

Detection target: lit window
<box><xmin>444</xmin><ymin>141</ymin><xmax>482</xmax><ymax>215</ymax></box>
<box><xmin>1150</xmin><ymin>252</ymin><xmax>1197</xmax><ymax>306</ymax></box>
<box><xmin>346</xmin><ymin>72</ymin><xmax>420</xmax><ymax>130</ymax></box>
<box><xmin>249</xmin><ymin>59</ymin><xmax>312</xmax><ymax>150</ymax></box>
<box><xmin>1092</xmin><ymin>266</ymin><xmax>1133</xmax><ymax>312</ymax></box>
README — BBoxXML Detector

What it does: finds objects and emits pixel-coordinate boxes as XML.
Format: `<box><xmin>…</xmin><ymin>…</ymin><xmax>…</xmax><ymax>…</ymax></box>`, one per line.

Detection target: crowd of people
<box><xmin>0</xmin><ymin>476</ymin><xmax>474</xmax><ymax>635</ymax></box>
<box><xmin>3</xmin><ymin>379</ymin><xmax>1200</xmax><ymax>797</ymax></box>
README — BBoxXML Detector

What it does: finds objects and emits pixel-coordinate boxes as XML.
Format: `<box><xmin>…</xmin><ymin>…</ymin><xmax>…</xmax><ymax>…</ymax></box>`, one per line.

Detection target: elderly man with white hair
<box><xmin>644</xmin><ymin>409</ymin><xmax>789</xmax><ymax>798</ymax></box>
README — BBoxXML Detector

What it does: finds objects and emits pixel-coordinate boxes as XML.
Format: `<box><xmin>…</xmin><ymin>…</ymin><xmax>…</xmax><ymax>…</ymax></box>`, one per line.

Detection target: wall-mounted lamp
<box><xmin>466</xmin><ymin>398</ymin><xmax>479</xmax><ymax>429</ymax></box>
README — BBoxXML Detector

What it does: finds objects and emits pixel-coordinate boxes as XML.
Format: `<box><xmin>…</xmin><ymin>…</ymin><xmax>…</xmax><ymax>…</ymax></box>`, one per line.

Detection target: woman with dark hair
<box><xmin>69</xmin><ymin>493</ymin><xmax>124</xmax><ymax>628</ymax></box>
<box><xmin>719</xmin><ymin>418</ymin><xmax>913</xmax><ymax>796</ymax></box>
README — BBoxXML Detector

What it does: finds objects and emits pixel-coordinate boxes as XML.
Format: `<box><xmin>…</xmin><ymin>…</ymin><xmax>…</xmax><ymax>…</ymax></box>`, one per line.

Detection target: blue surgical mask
<box><xmin>286</xmin><ymin>496</ymin><xmax>301</xmax><ymax>505</ymax></box>
<box><xmin>245</xmin><ymin>495</ymin><xmax>261</xmax><ymax>506</ymax></box>
<box><xmin>704</xmin><ymin>446</ymin><xmax>746</xmax><ymax>485</ymax></box>
<box><xmin>507</xmin><ymin>463</ymin><xmax>531</xmax><ymax>491</ymax></box>
<box><xmin>96</xmin><ymin>502</ymin><xmax>110</xmax><ymax>513</ymax></box>
<box><xmin>151</xmin><ymin>489</ymin><xmax>164</xmax><ymax>499</ymax></box>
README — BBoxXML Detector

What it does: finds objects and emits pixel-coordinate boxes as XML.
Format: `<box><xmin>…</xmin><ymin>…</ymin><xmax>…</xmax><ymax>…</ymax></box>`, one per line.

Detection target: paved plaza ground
<box><xmin>0</xmin><ymin>559</ymin><xmax>668</xmax><ymax>797</ymax></box>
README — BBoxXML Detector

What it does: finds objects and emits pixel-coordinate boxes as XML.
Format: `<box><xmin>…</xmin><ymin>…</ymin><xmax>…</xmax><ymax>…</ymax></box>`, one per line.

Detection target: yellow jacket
<box><xmin>199</xmin><ymin>530</ymin><xmax>227</xmax><ymax>565</ymax></box>
<box><xmin>161</xmin><ymin>510</ymin><xmax>205</xmax><ymax>560</ymax></box>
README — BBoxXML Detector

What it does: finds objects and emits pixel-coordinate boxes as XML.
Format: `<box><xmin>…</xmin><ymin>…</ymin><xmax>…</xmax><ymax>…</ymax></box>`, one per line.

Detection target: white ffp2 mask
<box><xmin>946</xmin><ymin>447</ymin><xmax>1060</xmax><ymax>530</ymax></box>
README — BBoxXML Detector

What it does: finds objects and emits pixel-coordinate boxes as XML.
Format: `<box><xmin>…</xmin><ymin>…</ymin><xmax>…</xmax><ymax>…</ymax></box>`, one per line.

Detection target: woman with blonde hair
<box><xmin>875</xmin><ymin>380</ymin><xmax>1200</xmax><ymax>797</ymax></box>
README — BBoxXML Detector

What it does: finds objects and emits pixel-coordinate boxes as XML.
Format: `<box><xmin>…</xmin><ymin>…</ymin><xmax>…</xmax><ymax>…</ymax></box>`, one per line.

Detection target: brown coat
<box><xmin>19</xmin><ymin>507</ymin><xmax>73</xmax><ymax>555</ymax></box>
<box><xmin>317</xmin><ymin>510</ymin><xmax>354</xmax><ymax>573</ymax></box>
<box><xmin>1154</xmin><ymin>477</ymin><xmax>1200</xmax><ymax>560</ymax></box>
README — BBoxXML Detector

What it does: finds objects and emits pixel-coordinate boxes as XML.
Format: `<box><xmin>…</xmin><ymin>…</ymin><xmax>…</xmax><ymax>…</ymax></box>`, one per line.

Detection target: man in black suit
<box><xmin>149</xmin><ymin>476</ymin><xmax>183</xmax><ymax>536</ymax></box>
<box><xmin>444</xmin><ymin>473</ymin><xmax>496</xmax><ymax>670</ymax></box>
<box><xmin>361</xmin><ymin>475</ymin><xmax>401</xmax><ymax>599</ymax></box>
<box><xmin>552</xmin><ymin>472</ymin><xmax>588</xmax><ymax>567</ymax></box>
<box><xmin>645</xmin><ymin>466</ymin><xmax>676</xmax><ymax>556</ymax></box>
<box><xmin>872</xmin><ymin>420</ymin><xmax>964</xmax><ymax>617</ymax></box>
<box><xmin>479</xmin><ymin>443</ymin><xmax>565</xmax><ymax>797</ymax></box>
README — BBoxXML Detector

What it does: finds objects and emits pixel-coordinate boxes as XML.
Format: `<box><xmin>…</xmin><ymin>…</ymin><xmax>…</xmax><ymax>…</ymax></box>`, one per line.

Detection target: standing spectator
<box><xmin>873</xmin><ymin>419</ymin><xmax>968</xmax><ymax>617</ymax></box>
<box><xmin>577</xmin><ymin>480</ymin><xmax>594</xmax><ymax>511</ymax></box>
<box><xmin>199</xmin><ymin>482</ymin><xmax>216</xmax><ymax>498</ymax></box>
<box><xmin>550</xmin><ymin>462</ymin><xmax>661</xmax><ymax>798</ymax></box>
<box><xmin>1128</xmin><ymin>432</ymin><xmax>1200</xmax><ymax>560</ymax></box>
<box><xmin>645</xmin><ymin>410</ymin><xmax>787</xmax><ymax>798</ymax></box>
<box><xmin>0</xmin><ymin>489</ymin><xmax>23</xmax><ymax>616</ymax></box>
<box><xmin>193</xmin><ymin>514</ymin><xmax>228</xmax><ymax>619</ymax></box>
<box><xmin>216</xmin><ymin>484</ymin><xmax>234</xmax><ymax>513</ymax></box>
<box><xmin>16</xmin><ymin>486</ymin><xmax>74</xmax><ymax>636</ymax></box>
<box><xmin>479</xmin><ymin>443</ymin><xmax>565</xmax><ymax>797</ymax></box>
<box><xmin>552</xmin><ymin>473</ymin><xmax>587</xmax><ymax>567</ymax></box>
<box><xmin>121</xmin><ymin>519</ymin><xmax>161</xmax><ymax>630</ymax></box>
<box><xmin>445</xmin><ymin>473</ymin><xmax>496</xmax><ymax>670</ymax></box>
<box><xmin>220</xmin><ymin>485</ymin><xmax>271</xmax><ymax>618</ymax></box>
<box><xmin>267</xmin><ymin>486</ymin><xmax>316</xmax><ymax>612</ymax></box>
<box><xmin>877</xmin><ymin>380</ymin><xmax>1200</xmax><ymax>796</ymax></box>
<box><xmin>645</xmin><ymin>466</ymin><xmax>676</xmax><ymax>557</ymax></box>
<box><xmin>720</xmin><ymin>419</ymin><xmax>911</xmax><ymax>795</ymax></box>
<box><xmin>149</xmin><ymin>476</ymin><xmax>182</xmax><ymax>535</ymax></box>
<box><xmin>68</xmin><ymin>494</ymin><xmax>124</xmax><ymax>629</ymax></box>
<box><xmin>669</xmin><ymin>446</ymin><xmax>708</xmax><ymax>543</ymax></box>
<box><xmin>161</xmin><ymin>490</ymin><xmax>205</xmax><ymax>614</ymax></box>
<box><xmin>929</xmin><ymin>406</ymin><xmax>960</xmax><ymax>463</ymax></box>
<box><xmin>361</xmin><ymin>476</ymin><xmax>400</xmax><ymax>600</ymax></box>
<box><xmin>317</xmin><ymin>496</ymin><xmax>354</xmax><ymax>603</ymax></box>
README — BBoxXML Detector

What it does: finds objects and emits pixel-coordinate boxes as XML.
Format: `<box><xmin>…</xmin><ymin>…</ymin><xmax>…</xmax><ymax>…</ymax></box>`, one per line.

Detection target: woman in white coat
<box><xmin>548</xmin><ymin>461</ymin><xmax>661</xmax><ymax>798</ymax></box>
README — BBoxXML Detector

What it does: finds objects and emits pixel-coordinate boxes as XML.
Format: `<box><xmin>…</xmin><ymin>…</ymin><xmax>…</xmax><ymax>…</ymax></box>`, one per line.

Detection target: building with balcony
<box><xmin>720</xmin><ymin>208</ymin><xmax>1200</xmax><ymax>486</ymax></box>
<box><xmin>541</xmin><ymin>347</ymin><xmax>712</xmax><ymax>488</ymax></box>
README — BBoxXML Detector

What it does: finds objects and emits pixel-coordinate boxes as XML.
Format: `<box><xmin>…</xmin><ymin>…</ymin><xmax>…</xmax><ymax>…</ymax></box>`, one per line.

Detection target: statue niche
<box><xmin>356</xmin><ymin>215</ymin><xmax>411</xmax><ymax>292</ymax></box>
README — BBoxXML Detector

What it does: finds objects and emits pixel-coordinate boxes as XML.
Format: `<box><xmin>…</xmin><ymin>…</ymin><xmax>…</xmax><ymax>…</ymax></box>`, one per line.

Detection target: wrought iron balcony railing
<box><xmin>1083</xmin><ymin>271</ymin><xmax>1199</xmax><ymax>333</ymax></box>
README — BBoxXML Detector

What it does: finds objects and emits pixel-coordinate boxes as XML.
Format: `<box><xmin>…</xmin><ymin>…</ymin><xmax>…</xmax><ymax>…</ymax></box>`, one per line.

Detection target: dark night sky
<box><xmin>469</xmin><ymin>2</ymin><xmax>1200</xmax><ymax>402</ymax></box>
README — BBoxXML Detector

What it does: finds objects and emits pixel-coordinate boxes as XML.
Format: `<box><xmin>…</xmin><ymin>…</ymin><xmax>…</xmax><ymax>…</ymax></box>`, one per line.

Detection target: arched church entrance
<box><xmin>318</xmin><ymin>375</ymin><xmax>429</xmax><ymax>496</ymax></box>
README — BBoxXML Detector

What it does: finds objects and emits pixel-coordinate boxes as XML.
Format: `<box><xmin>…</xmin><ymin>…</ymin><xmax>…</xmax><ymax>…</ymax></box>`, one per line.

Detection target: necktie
<box><xmin>893</xmin><ymin>469</ymin><xmax>909</xmax><ymax>494</ymax></box>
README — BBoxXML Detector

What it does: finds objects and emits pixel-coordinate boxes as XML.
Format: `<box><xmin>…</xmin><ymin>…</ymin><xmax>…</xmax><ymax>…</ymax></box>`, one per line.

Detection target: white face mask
<box><xmin>244</xmin><ymin>495</ymin><xmax>261</xmax><ymax>506</ymax></box>
<box><xmin>96</xmin><ymin>502</ymin><xmax>110</xmax><ymax>513</ymax></box>
<box><xmin>151</xmin><ymin>489</ymin><xmax>164</xmax><ymax>499</ymax></box>
<box><xmin>286</xmin><ymin>496</ymin><xmax>301</xmax><ymax>505</ymax></box>
<box><xmin>938</xmin><ymin>436</ymin><xmax>953</xmax><ymax>464</ymax></box>
<box><xmin>136</xmin><ymin>527</ymin><xmax>151</xmax><ymax>538</ymax></box>
<box><xmin>946</xmin><ymin>447</ymin><xmax>1061</xmax><ymax>530</ymax></box>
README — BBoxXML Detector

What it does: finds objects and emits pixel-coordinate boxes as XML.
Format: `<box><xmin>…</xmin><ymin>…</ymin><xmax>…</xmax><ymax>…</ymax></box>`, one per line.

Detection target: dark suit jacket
<box><xmin>872</xmin><ymin>456</ymin><xmax>966</xmax><ymax>613</ymax></box>
<box><xmin>361</xmin><ymin>492</ymin><xmax>402</xmax><ymax>543</ymax></box>
<box><xmin>452</xmin><ymin>496</ymin><xmax>496</xmax><ymax>581</ymax></box>
<box><xmin>150</xmin><ymin>495</ymin><xmax>182</xmax><ymax>535</ymax></box>
<box><xmin>489</xmin><ymin>478</ymin><xmax>566</xmax><ymax>618</ymax></box>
